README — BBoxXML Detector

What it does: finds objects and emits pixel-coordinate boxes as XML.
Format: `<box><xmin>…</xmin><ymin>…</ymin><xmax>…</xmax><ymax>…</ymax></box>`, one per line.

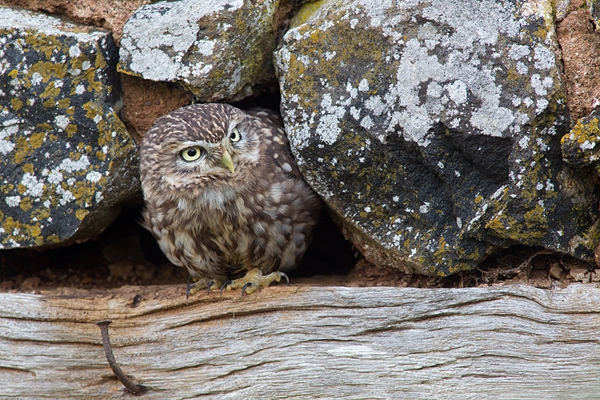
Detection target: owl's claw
<box><xmin>280</xmin><ymin>272</ymin><xmax>290</xmax><ymax>286</ymax></box>
<box><xmin>241</xmin><ymin>283</ymin><xmax>253</xmax><ymax>296</ymax></box>
<box><xmin>206</xmin><ymin>280</ymin><xmax>216</xmax><ymax>294</ymax></box>
<box><xmin>185</xmin><ymin>282</ymin><xmax>195</xmax><ymax>299</ymax></box>
<box><xmin>220</xmin><ymin>280</ymin><xmax>233</xmax><ymax>294</ymax></box>
<box><xmin>220</xmin><ymin>268</ymin><xmax>290</xmax><ymax>295</ymax></box>
<box><xmin>186</xmin><ymin>277</ymin><xmax>223</xmax><ymax>298</ymax></box>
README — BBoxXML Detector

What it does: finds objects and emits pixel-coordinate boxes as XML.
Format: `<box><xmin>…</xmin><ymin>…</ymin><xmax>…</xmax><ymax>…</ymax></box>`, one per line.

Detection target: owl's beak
<box><xmin>220</xmin><ymin>149</ymin><xmax>235</xmax><ymax>174</ymax></box>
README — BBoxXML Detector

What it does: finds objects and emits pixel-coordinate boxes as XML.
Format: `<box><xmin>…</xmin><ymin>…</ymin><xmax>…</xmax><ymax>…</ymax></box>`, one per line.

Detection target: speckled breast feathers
<box><xmin>139</xmin><ymin>103</ymin><xmax>320</xmax><ymax>283</ymax></box>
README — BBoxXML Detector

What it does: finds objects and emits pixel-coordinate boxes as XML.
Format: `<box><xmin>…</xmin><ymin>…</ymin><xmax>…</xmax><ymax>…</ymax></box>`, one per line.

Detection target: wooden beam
<box><xmin>1</xmin><ymin>284</ymin><xmax>600</xmax><ymax>398</ymax></box>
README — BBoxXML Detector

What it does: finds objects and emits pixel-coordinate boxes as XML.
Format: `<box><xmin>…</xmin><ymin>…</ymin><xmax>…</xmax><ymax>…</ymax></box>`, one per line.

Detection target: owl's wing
<box><xmin>247</xmin><ymin>108</ymin><xmax>304</xmax><ymax>181</ymax></box>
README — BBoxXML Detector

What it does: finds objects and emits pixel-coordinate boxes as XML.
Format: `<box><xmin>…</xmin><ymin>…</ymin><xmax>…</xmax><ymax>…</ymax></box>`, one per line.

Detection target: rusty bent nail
<box><xmin>95</xmin><ymin>320</ymin><xmax>147</xmax><ymax>395</ymax></box>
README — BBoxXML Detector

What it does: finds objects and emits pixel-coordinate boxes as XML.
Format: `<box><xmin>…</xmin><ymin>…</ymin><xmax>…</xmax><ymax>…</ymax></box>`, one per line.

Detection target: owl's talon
<box><xmin>186</xmin><ymin>277</ymin><xmax>224</xmax><ymax>297</ymax></box>
<box><xmin>185</xmin><ymin>283</ymin><xmax>194</xmax><ymax>299</ymax></box>
<box><xmin>241</xmin><ymin>283</ymin><xmax>253</xmax><ymax>296</ymax></box>
<box><xmin>279</xmin><ymin>272</ymin><xmax>290</xmax><ymax>286</ymax></box>
<box><xmin>220</xmin><ymin>280</ymin><xmax>233</xmax><ymax>294</ymax></box>
<box><xmin>220</xmin><ymin>268</ymin><xmax>290</xmax><ymax>295</ymax></box>
<box><xmin>207</xmin><ymin>280</ymin><xmax>216</xmax><ymax>294</ymax></box>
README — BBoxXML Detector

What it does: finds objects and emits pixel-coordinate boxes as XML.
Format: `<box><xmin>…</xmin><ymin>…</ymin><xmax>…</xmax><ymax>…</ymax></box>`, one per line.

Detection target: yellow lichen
<box><xmin>2</xmin><ymin>216</ymin><xmax>20</xmax><ymax>235</ymax></box>
<box><xmin>291</xmin><ymin>0</ymin><xmax>331</xmax><ymax>27</ymax></box>
<box><xmin>28</xmin><ymin>132</ymin><xmax>45</xmax><ymax>150</ymax></box>
<box><xmin>66</xmin><ymin>124</ymin><xmax>78</xmax><ymax>136</ymax></box>
<box><xmin>57</xmin><ymin>98</ymin><xmax>71</xmax><ymax>110</ymax></box>
<box><xmin>22</xmin><ymin>163</ymin><xmax>34</xmax><ymax>174</ymax></box>
<box><xmin>31</xmin><ymin>207</ymin><xmax>50</xmax><ymax>221</ymax></box>
<box><xmin>19</xmin><ymin>197</ymin><xmax>33</xmax><ymax>212</ymax></box>
<box><xmin>46</xmin><ymin>234</ymin><xmax>61</xmax><ymax>244</ymax></box>
<box><xmin>1</xmin><ymin>183</ymin><xmax>14</xmax><ymax>194</ymax></box>
<box><xmin>75</xmin><ymin>209</ymin><xmax>89</xmax><ymax>221</ymax></box>
<box><xmin>11</xmin><ymin>98</ymin><xmax>23</xmax><ymax>111</ymax></box>
<box><xmin>562</xmin><ymin>117</ymin><xmax>600</xmax><ymax>164</ymax></box>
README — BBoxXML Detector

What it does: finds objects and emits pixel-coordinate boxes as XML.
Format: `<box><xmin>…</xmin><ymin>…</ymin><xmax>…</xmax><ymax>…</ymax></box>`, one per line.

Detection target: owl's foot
<box><xmin>186</xmin><ymin>277</ymin><xmax>224</xmax><ymax>298</ymax></box>
<box><xmin>220</xmin><ymin>268</ymin><xmax>289</xmax><ymax>295</ymax></box>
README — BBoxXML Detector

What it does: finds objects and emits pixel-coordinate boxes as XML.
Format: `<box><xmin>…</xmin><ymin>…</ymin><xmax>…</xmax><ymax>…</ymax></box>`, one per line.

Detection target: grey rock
<box><xmin>275</xmin><ymin>0</ymin><xmax>600</xmax><ymax>275</ymax></box>
<box><xmin>561</xmin><ymin>108</ymin><xmax>600</xmax><ymax>172</ymax></box>
<box><xmin>589</xmin><ymin>0</ymin><xmax>600</xmax><ymax>28</ymax></box>
<box><xmin>0</xmin><ymin>7</ymin><xmax>140</xmax><ymax>249</ymax></box>
<box><xmin>119</xmin><ymin>0</ymin><xmax>289</xmax><ymax>102</ymax></box>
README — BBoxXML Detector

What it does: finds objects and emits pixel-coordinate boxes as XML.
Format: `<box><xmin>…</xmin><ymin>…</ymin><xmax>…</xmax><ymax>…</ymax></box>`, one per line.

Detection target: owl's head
<box><xmin>140</xmin><ymin>104</ymin><xmax>261</xmax><ymax>202</ymax></box>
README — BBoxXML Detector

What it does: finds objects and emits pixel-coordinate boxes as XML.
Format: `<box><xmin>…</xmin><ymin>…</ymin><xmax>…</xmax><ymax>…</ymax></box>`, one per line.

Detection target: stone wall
<box><xmin>1</xmin><ymin>0</ymin><xmax>600</xmax><ymax>276</ymax></box>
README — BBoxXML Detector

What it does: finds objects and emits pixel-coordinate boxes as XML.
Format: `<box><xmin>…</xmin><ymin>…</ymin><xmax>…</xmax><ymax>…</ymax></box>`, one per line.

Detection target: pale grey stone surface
<box><xmin>0</xmin><ymin>7</ymin><xmax>140</xmax><ymax>249</ymax></box>
<box><xmin>119</xmin><ymin>0</ymin><xmax>285</xmax><ymax>102</ymax></box>
<box><xmin>275</xmin><ymin>0</ymin><xmax>600</xmax><ymax>275</ymax></box>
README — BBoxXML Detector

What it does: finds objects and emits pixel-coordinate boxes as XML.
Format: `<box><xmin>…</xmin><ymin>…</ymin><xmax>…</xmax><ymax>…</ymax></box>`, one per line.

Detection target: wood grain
<box><xmin>1</xmin><ymin>284</ymin><xmax>600</xmax><ymax>398</ymax></box>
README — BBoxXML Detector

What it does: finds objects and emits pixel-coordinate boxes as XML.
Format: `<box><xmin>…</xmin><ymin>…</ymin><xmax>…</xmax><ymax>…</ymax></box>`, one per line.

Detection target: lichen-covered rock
<box><xmin>0</xmin><ymin>0</ymin><xmax>152</xmax><ymax>45</ymax></box>
<box><xmin>0</xmin><ymin>7</ymin><xmax>140</xmax><ymax>249</ymax></box>
<box><xmin>561</xmin><ymin>109</ymin><xmax>600</xmax><ymax>173</ymax></box>
<box><xmin>119</xmin><ymin>0</ymin><xmax>289</xmax><ymax>102</ymax></box>
<box><xmin>589</xmin><ymin>0</ymin><xmax>600</xmax><ymax>28</ymax></box>
<box><xmin>275</xmin><ymin>0</ymin><xmax>600</xmax><ymax>275</ymax></box>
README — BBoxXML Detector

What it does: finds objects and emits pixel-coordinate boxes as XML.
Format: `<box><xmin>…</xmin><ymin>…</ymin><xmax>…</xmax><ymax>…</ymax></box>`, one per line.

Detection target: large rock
<box><xmin>0</xmin><ymin>7</ymin><xmax>140</xmax><ymax>249</ymax></box>
<box><xmin>556</xmin><ymin>4</ymin><xmax>600</xmax><ymax>121</ymax></box>
<box><xmin>119</xmin><ymin>0</ymin><xmax>291</xmax><ymax>102</ymax></box>
<box><xmin>0</xmin><ymin>0</ymin><xmax>151</xmax><ymax>45</ymax></box>
<box><xmin>275</xmin><ymin>0</ymin><xmax>600</xmax><ymax>275</ymax></box>
<box><xmin>561</xmin><ymin>108</ymin><xmax>600</xmax><ymax>174</ymax></box>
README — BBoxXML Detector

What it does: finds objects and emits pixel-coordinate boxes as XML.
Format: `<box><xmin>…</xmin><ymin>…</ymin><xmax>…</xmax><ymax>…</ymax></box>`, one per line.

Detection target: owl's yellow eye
<box><xmin>230</xmin><ymin>127</ymin><xmax>241</xmax><ymax>142</ymax></box>
<box><xmin>181</xmin><ymin>146</ymin><xmax>203</xmax><ymax>161</ymax></box>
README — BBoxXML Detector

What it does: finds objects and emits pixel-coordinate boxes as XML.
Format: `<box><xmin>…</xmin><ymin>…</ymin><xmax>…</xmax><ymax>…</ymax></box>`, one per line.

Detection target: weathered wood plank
<box><xmin>1</xmin><ymin>284</ymin><xmax>600</xmax><ymax>398</ymax></box>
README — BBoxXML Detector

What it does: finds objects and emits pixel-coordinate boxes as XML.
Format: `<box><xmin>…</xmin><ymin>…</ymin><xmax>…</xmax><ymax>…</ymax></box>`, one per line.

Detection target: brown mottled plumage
<box><xmin>139</xmin><ymin>103</ymin><xmax>320</xmax><ymax>295</ymax></box>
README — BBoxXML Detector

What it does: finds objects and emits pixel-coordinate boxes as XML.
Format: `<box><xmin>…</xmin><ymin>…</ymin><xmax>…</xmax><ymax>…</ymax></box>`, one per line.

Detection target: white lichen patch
<box><xmin>0</xmin><ymin>120</ymin><xmax>19</xmax><ymax>155</ymax></box>
<box><xmin>5</xmin><ymin>195</ymin><xmax>20</xmax><ymax>207</ymax></box>
<box><xmin>59</xmin><ymin>155</ymin><xmax>90</xmax><ymax>173</ymax></box>
<box><xmin>121</xmin><ymin>0</ymin><xmax>244</xmax><ymax>68</ymax></box>
<box><xmin>315</xmin><ymin>93</ymin><xmax>346</xmax><ymax>145</ymax></box>
<box><xmin>21</xmin><ymin>173</ymin><xmax>44</xmax><ymax>197</ymax></box>
<box><xmin>0</xmin><ymin>7</ymin><xmax>107</xmax><ymax>42</ymax></box>
<box><xmin>274</xmin><ymin>0</ymin><xmax>584</xmax><ymax>274</ymax></box>
<box><xmin>0</xmin><ymin>6</ymin><xmax>144</xmax><ymax>249</ymax></box>
<box><xmin>54</xmin><ymin>115</ymin><xmax>70</xmax><ymax>130</ymax></box>
<box><xmin>86</xmin><ymin>170</ymin><xmax>102</xmax><ymax>183</ymax></box>
<box><xmin>119</xmin><ymin>0</ymin><xmax>272</xmax><ymax>101</ymax></box>
<box><xmin>196</xmin><ymin>39</ymin><xmax>216</xmax><ymax>56</ymax></box>
<box><xmin>277</xmin><ymin>0</ymin><xmax>560</xmax><ymax>148</ymax></box>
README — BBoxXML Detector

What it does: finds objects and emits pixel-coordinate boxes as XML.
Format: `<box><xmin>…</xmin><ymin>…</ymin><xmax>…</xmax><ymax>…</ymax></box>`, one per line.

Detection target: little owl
<box><xmin>139</xmin><ymin>103</ymin><xmax>321</xmax><ymax>295</ymax></box>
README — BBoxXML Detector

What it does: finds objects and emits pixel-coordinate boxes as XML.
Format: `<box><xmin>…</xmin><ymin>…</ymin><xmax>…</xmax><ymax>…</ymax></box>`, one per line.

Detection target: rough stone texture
<box><xmin>120</xmin><ymin>75</ymin><xmax>192</xmax><ymax>144</ymax></box>
<box><xmin>589</xmin><ymin>0</ymin><xmax>600</xmax><ymax>27</ymax></box>
<box><xmin>0</xmin><ymin>0</ymin><xmax>152</xmax><ymax>45</ymax></box>
<box><xmin>119</xmin><ymin>0</ymin><xmax>290</xmax><ymax>102</ymax></box>
<box><xmin>554</xmin><ymin>0</ymin><xmax>584</xmax><ymax>22</ymax></box>
<box><xmin>0</xmin><ymin>7</ymin><xmax>140</xmax><ymax>249</ymax></box>
<box><xmin>275</xmin><ymin>0</ymin><xmax>600</xmax><ymax>275</ymax></box>
<box><xmin>556</xmin><ymin>5</ymin><xmax>600</xmax><ymax>121</ymax></box>
<box><xmin>562</xmin><ymin>108</ymin><xmax>600</xmax><ymax>174</ymax></box>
